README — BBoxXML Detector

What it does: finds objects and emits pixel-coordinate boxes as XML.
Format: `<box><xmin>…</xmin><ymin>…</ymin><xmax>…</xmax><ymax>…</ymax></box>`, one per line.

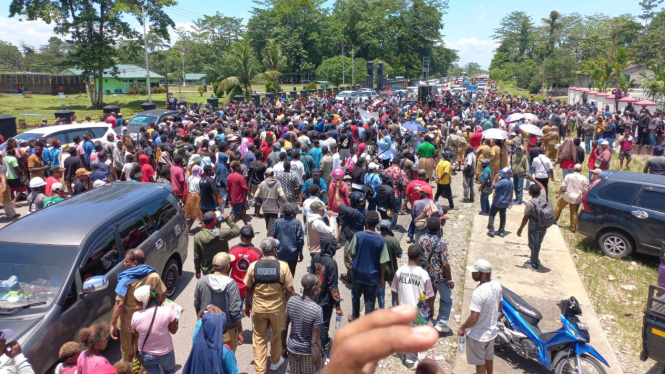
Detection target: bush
<box><xmin>197</xmin><ymin>86</ymin><xmax>205</xmax><ymax>96</ymax></box>
<box><xmin>305</xmin><ymin>82</ymin><xmax>317</xmax><ymax>91</ymax></box>
<box><xmin>265</xmin><ymin>78</ymin><xmax>276</xmax><ymax>95</ymax></box>
<box><xmin>528</xmin><ymin>77</ymin><xmax>542</xmax><ymax>94</ymax></box>
<box><xmin>138</xmin><ymin>86</ymin><xmax>148</xmax><ymax>95</ymax></box>
<box><xmin>151</xmin><ymin>86</ymin><xmax>167</xmax><ymax>94</ymax></box>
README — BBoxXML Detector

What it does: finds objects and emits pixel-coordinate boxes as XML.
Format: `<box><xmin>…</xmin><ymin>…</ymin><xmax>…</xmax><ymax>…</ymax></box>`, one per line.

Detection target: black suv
<box><xmin>578</xmin><ymin>171</ymin><xmax>665</xmax><ymax>258</ymax></box>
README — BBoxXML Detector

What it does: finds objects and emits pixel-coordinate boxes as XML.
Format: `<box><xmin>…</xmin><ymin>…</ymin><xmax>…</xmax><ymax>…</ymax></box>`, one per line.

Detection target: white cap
<box><xmin>93</xmin><ymin>180</ymin><xmax>106</xmax><ymax>188</ymax></box>
<box><xmin>29</xmin><ymin>177</ymin><xmax>46</xmax><ymax>188</ymax></box>
<box><xmin>467</xmin><ymin>259</ymin><xmax>492</xmax><ymax>273</ymax></box>
<box><xmin>368</xmin><ymin>162</ymin><xmax>378</xmax><ymax>170</ymax></box>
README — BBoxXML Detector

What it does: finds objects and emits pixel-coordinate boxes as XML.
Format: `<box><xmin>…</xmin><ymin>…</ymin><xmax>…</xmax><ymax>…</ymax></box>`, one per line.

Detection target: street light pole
<box><xmin>351</xmin><ymin>45</ymin><xmax>354</xmax><ymax>88</ymax></box>
<box><xmin>342</xmin><ymin>45</ymin><xmax>345</xmax><ymax>86</ymax></box>
<box><xmin>142</xmin><ymin>3</ymin><xmax>152</xmax><ymax>103</ymax></box>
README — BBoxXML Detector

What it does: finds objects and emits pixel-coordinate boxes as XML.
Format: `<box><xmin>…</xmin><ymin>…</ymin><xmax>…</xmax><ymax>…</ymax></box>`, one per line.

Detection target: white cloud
<box><xmin>444</xmin><ymin>37</ymin><xmax>498</xmax><ymax>69</ymax></box>
<box><xmin>0</xmin><ymin>14</ymin><xmax>57</xmax><ymax>49</ymax></box>
<box><xmin>476</xmin><ymin>14</ymin><xmax>486</xmax><ymax>20</ymax></box>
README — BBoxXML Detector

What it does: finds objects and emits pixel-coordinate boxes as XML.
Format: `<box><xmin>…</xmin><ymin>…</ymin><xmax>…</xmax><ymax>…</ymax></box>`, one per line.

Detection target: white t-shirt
<box><xmin>532</xmin><ymin>155</ymin><xmax>553</xmax><ymax>179</ymax></box>
<box><xmin>466</xmin><ymin>280</ymin><xmax>502</xmax><ymax>342</ymax></box>
<box><xmin>465</xmin><ymin>153</ymin><xmax>476</xmax><ymax>170</ymax></box>
<box><xmin>391</xmin><ymin>265</ymin><xmax>435</xmax><ymax>326</ymax></box>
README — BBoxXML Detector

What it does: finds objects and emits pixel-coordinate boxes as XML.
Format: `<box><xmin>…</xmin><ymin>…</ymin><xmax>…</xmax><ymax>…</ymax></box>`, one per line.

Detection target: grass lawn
<box><xmin>547</xmin><ymin>150</ymin><xmax>659</xmax><ymax>372</ymax></box>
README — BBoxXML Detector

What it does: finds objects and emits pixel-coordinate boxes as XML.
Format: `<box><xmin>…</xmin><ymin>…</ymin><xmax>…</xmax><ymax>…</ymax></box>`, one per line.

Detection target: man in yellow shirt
<box><xmin>244</xmin><ymin>238</ymin><xmax>296</xmax><ymax>374</ymax></box>
<box><xmin>434</xmin><ymin>153</ymin><xmax>456</xmax><ymax>209</ymax></box>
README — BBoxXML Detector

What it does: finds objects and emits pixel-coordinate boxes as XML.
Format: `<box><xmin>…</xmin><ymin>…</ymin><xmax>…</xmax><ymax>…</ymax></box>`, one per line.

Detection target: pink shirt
<box><xmin>77</xmin><ymin>351</ymin><xmax>110</xmax><ymax>374</ymax></box>
<box><xmin>131</xmin><ymin>306</ymin><xmax>176</xmax><ymax>355</ymax></box>
<box><xmin>170</xmin><ymin>165</ymin><xmax>185</xmax><ymax>196</ymax></box>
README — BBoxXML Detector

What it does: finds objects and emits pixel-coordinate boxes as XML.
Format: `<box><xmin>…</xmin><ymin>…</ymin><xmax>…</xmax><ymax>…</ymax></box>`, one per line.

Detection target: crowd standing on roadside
<box><xmin>1</xmin><ymin>78</ymin><xmax>664</xmax><ymax>374</ymax></box>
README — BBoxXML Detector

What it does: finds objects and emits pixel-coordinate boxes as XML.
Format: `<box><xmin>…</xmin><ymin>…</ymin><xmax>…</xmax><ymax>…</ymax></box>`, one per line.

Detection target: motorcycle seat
<box><xmin>503</xmin><ymin>287</ymin><xmax>543</xmax><ymax>322</ymax></box>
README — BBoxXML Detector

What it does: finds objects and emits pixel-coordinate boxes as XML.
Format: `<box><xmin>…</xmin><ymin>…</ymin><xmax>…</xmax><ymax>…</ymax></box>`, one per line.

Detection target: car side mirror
<box><xmin>82</xmin><ymin>275</ymin><xmax>108</xmax><ymax>295</ymax></box>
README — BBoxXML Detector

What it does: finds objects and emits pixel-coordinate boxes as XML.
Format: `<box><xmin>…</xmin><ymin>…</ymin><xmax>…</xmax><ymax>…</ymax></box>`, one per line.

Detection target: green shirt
<box><xmin>43</xmin><ymin>196</ymin><xmax>65</xmax><ymax>208</ymax></box>
<box><xmin>383</xmin><ymin>235</ymin><xmax>403</xmax><ymax>284</ymax></box>
<box><xmin>514</xmin><ymin>153</ymin><xmax>529</xmax><ymax>175</ymax></box>
<box><xmin>3</xmin><ymin>156</ymin><xmax>18</xmax><ymax>180</ymax></box>
<box><xmin>193</xmin><ymin>217</ymin><xmax>240</xmax><ymax>275</ymax></box>
<box><xmin>416</xmin><ymin>142</ymin><xmax>436</xmax><ymax>158</ymax></box>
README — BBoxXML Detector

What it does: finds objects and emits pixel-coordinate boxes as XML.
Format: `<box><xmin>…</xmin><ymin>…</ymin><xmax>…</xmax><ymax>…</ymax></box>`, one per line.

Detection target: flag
<box><xmin>181</xmin><ymin>43</ymin><xmax>184</xmax><ymax>55</ymax></box>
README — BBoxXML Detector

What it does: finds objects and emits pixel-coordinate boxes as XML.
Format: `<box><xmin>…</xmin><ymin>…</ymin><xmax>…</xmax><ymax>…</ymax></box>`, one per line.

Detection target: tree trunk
<box><xmin>89</xmin><ymin>81</ymin><xmax>96</xmax><ymax>108</ymax></box>
<box><xmin>95</xmin><ymin>67</ymin><xmax>105</xmax><ymax>108</ymax></box>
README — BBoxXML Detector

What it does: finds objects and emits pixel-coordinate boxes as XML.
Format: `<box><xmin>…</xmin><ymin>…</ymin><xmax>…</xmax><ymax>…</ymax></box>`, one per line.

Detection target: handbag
<box><xmin>132</xmin><ymin>305</ymin><xmax>159</xmax><ymax>374</ymax></box>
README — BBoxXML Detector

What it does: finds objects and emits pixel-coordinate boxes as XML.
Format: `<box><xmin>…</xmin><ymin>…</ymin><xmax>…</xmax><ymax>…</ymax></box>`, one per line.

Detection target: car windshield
<box><xmin>0</xmin><ymin>243</ymin><xmax>78</xmax><ymax>316</ymax></box>
<box><xmin>0</xmin><ymin>131</ymin><xmax>48</xmax><ymax>151</ymax></box>
<box><xmin>359</xmin><ymin>92</ymin><xmax>372</xmax><ymax>96</ymax></box>
<box><xmin>338</xmin><ymin>92</ymin><xmax>351</xmax><ymax>97</ymax></box>
<box><xmin>128</xmin><ymin>115</ymin><xmax>158</xmax><ymax>127</ymax></box>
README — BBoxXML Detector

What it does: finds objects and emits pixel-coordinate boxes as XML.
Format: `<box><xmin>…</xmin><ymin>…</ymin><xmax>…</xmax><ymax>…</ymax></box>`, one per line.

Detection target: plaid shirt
<box><xmin>417</xmin><ymin>233</ymin><xmax>450</xmax><ymax>285</ymax></box>
<box><xmin>383</xmin><ymin>165</ymin><xmax>409</xmax><ymax>197</ymax></box>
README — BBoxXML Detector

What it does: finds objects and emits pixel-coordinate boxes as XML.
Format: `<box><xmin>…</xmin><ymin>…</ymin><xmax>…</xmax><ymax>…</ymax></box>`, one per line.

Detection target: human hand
<box><xmin>328</xmin><ymin>210</ymin><xmax>335</xmax><ymax>217</ymax></box>
<box><xmin>448</xmin><ymin>280</ymin><xmax>455</xmax><ymax>290</ymax></box>
<box><xmin>110</xmin><ymin>324</ymin><xmax>119</xmax><ymax>340</ymax></box>
<box><xmin>298</xmin><ymin>252</ymin><xmax>304</xmax><ymax>262</ymax></box>
<box><xmin>282</xmin><ymin>346</ymin><xmax>289</xmax><ymax>359</ymax></box>
<box><xmin>457</xmin><ymin>328</ymin><xmax>465</xmax><ymax>337</ymax></box>
<box><xmin>6</xmin><ymin>342</ymin><xmax>21</xmax><ymax>358</ymax></box>
<box><xmin>244</xmin><ymin>305</ymin><xmax>251</xmax><ymax>318</ymax></box>
<box><xmin>237</xmin><ymin>330</ymin><xmax>245</xmax><ymax>345</ymax></box>
<box><xmin>207</xmin><ymin>305</ymin><xmax>223</xmax><ymax>315</ymax></box>
<box><xmin>321</xmin><ymin>304</ymin><xmax>438</xmax><ymax>374</ymax></box>
<box><xmin>221</xmin><ymin>214</ymin><xmax>229</xmax><ymax>221</ymax></box>
<box><xmin>336</xmin><ymin>306</ymin><xmax>344</xmax><ymax>316</ymax></box>
<box><xmin>516</xmin><ymin>228</ymin><xmax>522</xmax><ymax>237</ymax></box>
<box><xmin>196</xmin><ymin>272</ymin><xmax>201</xmax><ymax>280</ymax></box>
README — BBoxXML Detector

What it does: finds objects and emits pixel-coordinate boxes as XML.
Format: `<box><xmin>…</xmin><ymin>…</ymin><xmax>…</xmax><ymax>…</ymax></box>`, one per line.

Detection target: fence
<box><xmin>0</xmin><ymin>74</ymin><xmax>86</xmax><ymax>94</ymax></box>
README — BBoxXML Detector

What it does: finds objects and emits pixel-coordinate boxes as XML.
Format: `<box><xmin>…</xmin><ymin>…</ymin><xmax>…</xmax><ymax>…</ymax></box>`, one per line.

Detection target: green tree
<box><xmin>215</xmin><ymin>39</ymin><xmax>261</xmax><ymax>101</ymax></box>
<box><xmin>261</xmin><ymin>39</ymin><xmax>287</xmax><ymax>93</ymax></box>
<box><xmin>10</xmin><ymin>0</ymin><xmax>176</xmax><ymax>108</ymax></box>
<box><xmin>492</xmin><ymin>11</ymin><xmax>535</xmax><ymax>62</ymax></box>
<box><xmin>540</xmin><ymin>11</ymin><xmax>563</xmax><ymax>55</ymax></box>
<box><xmin>639</xmin><ymin>0</ymin><xmax>665</xmax><ymax>30</ymax></box>
<box><xmin>315</xmin><ymin>55</ymin><xmax>367</xmax><ymax>86</ymax></box>
<box><xmin>0</xmin><ymin>41</ymin><xmax>25</xmax><ymax>72</ymax></box>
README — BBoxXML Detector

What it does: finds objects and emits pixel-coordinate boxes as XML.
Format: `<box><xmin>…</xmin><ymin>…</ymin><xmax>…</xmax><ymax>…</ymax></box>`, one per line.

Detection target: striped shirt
<box><xmin>467</xmin><ymin>280</ymin><xmax>502</xmax><ymax>342</ymax></box>
<box><xmin>286</xmin><ymin>296</ymin><xmax>323</xmax><ymax>355</ymax></box>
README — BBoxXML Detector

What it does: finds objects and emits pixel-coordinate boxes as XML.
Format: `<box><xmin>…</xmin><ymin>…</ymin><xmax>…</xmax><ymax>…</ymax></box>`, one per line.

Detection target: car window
<box><xmin>634</xmin><ymin>187</ymin><xmax>665</xmax><ymax>213</ymax></box>
<box><xmin>45</xmin><ymin>132</ymin><xmax>68</xmax><ymax>145</ymax></box>
<box><xmin>65</xmin><ymin>128</ymin><xmax>94</xmax><ymax>143</ymax></box>
<box><xmin>89</xmin><ymin>127</ymin><xmax>108</xmax><ymax>138</ymax></box>
<box><xmin>596</xmin><ymin>182</ymin><xmax>641</xmax><ymax>205</ymax></box>
<box><xmin>143</xmin><ymin>198</ymin><xmax>178</xmax><ymax>232</ymax></box>
<box><xmin>79</xmin><ymin>231</ymin><xmax>121</xmax><ymax>282</ymax></box>
<box><xmin>118</xmin><ymin>213</ymin><xmax>151</xmax><ymax>251</ymax></box>
<box><xmin>129</xmin><ymin>115</ymin><xmax>158</xmax><ymax>127</ymax></box>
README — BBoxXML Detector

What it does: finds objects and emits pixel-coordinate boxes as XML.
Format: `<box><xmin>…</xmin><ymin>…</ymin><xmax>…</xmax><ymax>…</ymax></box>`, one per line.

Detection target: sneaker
<box><xmin>270</xmin><ymin>356</ymin><xmax>285</xmax><ymax>371</ymax></box>
<box><xmin>499</xmin><ymin>232</ymin><xmax>505</xmax><ymax>238</ymax></box>
<box><xmin>525</xmin><ymin>258</ymin><xmax>531</xmax><ymax>264</ymax></box>
<box><xmin>487</xmin><ymin>230</ymin><xmax>495</xmax><ymax>237</ymax></box>
<box><xmin>434</xmin><ymin>324</ymin><xmax>452</xmax><ymax>333</ymax></box>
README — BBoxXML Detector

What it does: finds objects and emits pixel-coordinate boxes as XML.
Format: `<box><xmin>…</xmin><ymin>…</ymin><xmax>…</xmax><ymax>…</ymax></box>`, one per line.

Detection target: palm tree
<box><xmin>612</xmin><ymin>47</ymin><xmax>631</xmax><ymax>81</ymax></box>
<box><xmin>215</xmin><ymin>39</ymin><xmax>261</xmax><ymax>101</ymax></box>
<box><xmin>261</xmin><ymin>39</ymin><xmax>287</xmax><ymax>93</ymax></box>
<box><xmin>541</xmin><ymin>11</ymin><xmax>562</xmax><ymax>54</ymax></box>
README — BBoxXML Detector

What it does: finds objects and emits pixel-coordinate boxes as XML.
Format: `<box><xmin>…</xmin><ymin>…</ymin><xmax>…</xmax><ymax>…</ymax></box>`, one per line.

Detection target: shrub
<box><xmin>151</xmin><ymin>86</ymin><xmax>167</xmax><ymax>94</ymax></box>
<box><xmin>305</xmin><ymin>82</ymin><xmax>317</xmax><ymax>91</ymax></box>
<box><xmin>197</xmin><ymin>86</ymin><xmax>205</xmax><ymax>96</ymax></box>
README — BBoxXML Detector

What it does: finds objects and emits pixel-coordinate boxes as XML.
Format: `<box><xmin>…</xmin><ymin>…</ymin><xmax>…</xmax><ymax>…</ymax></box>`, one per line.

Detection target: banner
<box><xmin>358</xmin><ymin>109</ymin><xmax>379</xmax><ymax>124</ymax></box>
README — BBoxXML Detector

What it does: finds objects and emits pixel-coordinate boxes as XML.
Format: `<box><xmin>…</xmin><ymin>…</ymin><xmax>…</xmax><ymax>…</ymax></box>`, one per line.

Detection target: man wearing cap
<box><xmin>254</xmin><ymin>167</ymin><xmax>286</xmax><ymax>233</ymax></box>
<box><xmin>458</xmin><ymin>259</ymin><xmax>502</xmax><ymax>374</ymax></box>
<box><xmin>364</xmin><ymin>162</ymin><xmax>382</xmax><ymax>211</ymax></box>
<box><xmin>194</xmin><ymin>211</ymin><xmax>240</xmax><ymax>279</ymax></box>
<box><xmin>194</xmin><ymin>252</ymin><xmax>245</xmax><ymax>352</ymax></box>
<box><xmin>644</xmin><ymin>145</ymin><xmax>665</xmax><ymax>175</ymax></box>
<box><xmin>306</xmin><ymin>200</ymin><xmax>337</xmax><ymax>257</ymax></box>
<box><xmin>72</xmin><ymin>168</ymin><xmax>91</xmax><ymax>196</ymax></box>
<box><xmin>27</xmin><ymin>177</ymin><xmax>47</xmax><ymax>213</ymax></box>
<box><xmin>487</xmin><ymin>167</ymin><xmax>513</xmax><ymax>238</ymax></box>
<box><xmin>244</xmin><ymin>238</ymin><xmax>296</xmax><ymax>374</ymax></box>
<box><xmin>596</xmin><ymin>140</ymin><xmax>611</xmax><ymax>171</ymax></box>
<box><xmin>554</xmin><ymin>164</ymin><xmax>588</xmax><ymax>233</ymax></box>
<box><xmin>0</xmin><ymin>329</ymin><xmax>35</xmax><ymax>374</ymax></box>
<box><xmin>43</xmin><ymin>182</ymin><xmax>65</xmax><ymax>207</ymax></box>
<box><xmin>89</xmin><ymin>161</ymin><xmax>108</xmax><ymax>184</ymax></box>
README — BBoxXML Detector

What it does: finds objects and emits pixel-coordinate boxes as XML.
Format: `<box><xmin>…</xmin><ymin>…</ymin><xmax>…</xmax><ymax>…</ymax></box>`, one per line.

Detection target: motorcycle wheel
<box><xmin>554</xmin><ymin>354</ymin><xmax>607</xmax><ymax>374</ymax></box>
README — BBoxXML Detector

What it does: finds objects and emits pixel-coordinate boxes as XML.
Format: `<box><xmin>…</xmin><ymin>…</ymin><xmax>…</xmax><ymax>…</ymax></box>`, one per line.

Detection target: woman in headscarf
<box><xmin>310</xmin><ymin>233</ymin><xmax>342</xmax><ymax>352</ymax></box>
<box><xmin>187</xmin><ymin>154</ymin><xmax>202</xmax><ymax>178</ymax></box>
<box><xmin>184</xmin><ymin>308</ymin><xmax>239</xmax><ymax>374</ymax></box>
<box><xmin>185</xmin><ymin>165</ymin><xmax>203</xmax><ymax>233</ymax></box>
<box><xmin>131</xmin><ymin>285</ymin><xmax>179</xmax><ymax>374</ymax></box>
<box><xmin>556</xmin><ymin>138</ymin><xmax>576</xmax><ymax>178</ymax></box>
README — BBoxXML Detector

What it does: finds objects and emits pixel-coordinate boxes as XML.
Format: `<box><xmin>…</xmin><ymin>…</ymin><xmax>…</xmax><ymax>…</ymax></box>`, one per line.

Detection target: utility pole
<box><xmin>342</xmin><ymin>45</ymin><xmax>345</xmax><ymax>86</ymax></box>
<box><xmin>142</xmin><ymin>3</ymin><xmax>152</xmax><ymax>103</ymax></box>
<box><xmin>181</xmin><ymin>43</ymin><xmax>186</xmax><ymax>87</ymax></box>
<box><xmin>164</xmin><ymin>60</ymin><xmax>169</xmax><ymax>102</ymax></box>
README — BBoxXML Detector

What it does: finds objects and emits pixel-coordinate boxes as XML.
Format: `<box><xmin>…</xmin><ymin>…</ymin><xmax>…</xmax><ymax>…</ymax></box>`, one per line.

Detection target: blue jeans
<box><xmin>513</xmin><ymin>174</ymin><xmax>525</xmax><ymax>202</ymax></box>
<box><xmin>391</xmin><ymin>196</ymin><xmax>403</xmax><ymax>229</ymax></box>
<box><xmin>528</xmin><ymin>228</ymin><xmax>547</xmax><ymax>268</ymax></box>
<box><xmin>218</xmin><ymin>187</ymin><xmax>227</xmax><ymax>214</ymax></box>
<box><xmin>434</xmin><ymin>282</ymin><xmax>453</xmax><ymax>327</ymax></box>
<box><xmin>375</xmin><ymin>288</ymin><xmax>398</xmax><ymax>308</ymax></box>
<box><xmin>480</xmin><ymin>194</ymin><xmax>490</xmax><ymax>214</ymax></box>
<box><xmin>650</xmin><ymin>131</ymin><xmax>657</xmax><ymax>146</ymax></box>
<box><xmin>367</xmin><ymin>197</ymin><xmax>377</xmax><ymax>211</ymax></box>
<box><xmin>589</xmin><ymin>170</ymin><xmax>593</xmax><ymax>181</ymax></box>
<box><xmin>408</xmin><ymin>219</ymin><xmax>415</xmax><ymax>239</ymax></box>
<box><xmin>352</xmin><ymin>281</ymin><xmax>378</xmax><ymax>319</ymax></box>
<box><xmin>141</xmin><ymin>350</ymin><xmax>176</xmax><ymax>374</ymax></box>
<box><xmin>585</xmin><ymin>137</ymin><xmax>592</xmax><ymax>153</ymax></box>
<box><xmin>526</xmin><ymin>165</ymin><xmax>535</xmax><ymax>188</ymax></box>
<box><xmin>562</xmin><ymin>168</ymin><xmax>574</xmax><ymax>179</ymax></box>
<box><xmin>594</xmin><ymin>134</ymin><xmax>603</xmax><ymax>141</ymax></box>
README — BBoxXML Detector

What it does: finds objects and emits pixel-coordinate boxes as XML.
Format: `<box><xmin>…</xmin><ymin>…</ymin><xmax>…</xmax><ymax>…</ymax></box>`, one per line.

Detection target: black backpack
<box><xmin>363</xmin><ymin>173</ymin><xmax>378</xmax><ymax>200</ymax></box>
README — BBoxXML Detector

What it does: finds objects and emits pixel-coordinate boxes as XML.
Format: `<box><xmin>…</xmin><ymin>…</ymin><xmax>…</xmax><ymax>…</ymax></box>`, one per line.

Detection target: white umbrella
<box><xmin>519</xmin><ymin>124</ymin><xmax>544</xmax><ymax>136</ymax></box>
<box><xmin>506</xmin><ymin>113</ymin><xmax>524</xmax><ymax>123</ymax></box>
<box><xmin>482</xmin><ymin>128</ymin><xmax>509</xmax><ymax>140</ymax></box>
<box><xmin>523</xmin><ymin>113</ymin><xmax>539</xmax><ymax>122</ymax></box>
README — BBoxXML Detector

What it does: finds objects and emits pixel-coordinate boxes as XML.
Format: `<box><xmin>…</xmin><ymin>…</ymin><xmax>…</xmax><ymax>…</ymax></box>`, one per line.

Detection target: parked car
<box><xmin>335</xmin><ymin>90</ymin><xmax>359</xmax><ymax>103</ymax></box>
<box><xmin>578</xmin><ymin>171</ymin><xmax>665</xmax><ymax>258</ymax></box>
<box><xmin>0</xmin><ymin>123</ymin><xmax>116</xmax><ymax>152</ymax></box>
<box><xmin>641</xmin><ymin>283</ymin><xmax>665</xmax><ymax>366</ymax></box>
<box><xmin>358</xmin><ymin>90</ymin><xmax>377</xmax><ymax>102</ymax></box>
<box><xmin>379</xmin><ymin>91</ymin><xmax>393</xmax><ymax>98</ymax></box>
<box><xmin>115</xmin><ymin>109</ymin><xmax>180</xmax><ymax>139</ymax></box>
<box><xmin>0</xmin><ymin>182</ymin><xmax>188</xmax><ymax>374</ymax></box>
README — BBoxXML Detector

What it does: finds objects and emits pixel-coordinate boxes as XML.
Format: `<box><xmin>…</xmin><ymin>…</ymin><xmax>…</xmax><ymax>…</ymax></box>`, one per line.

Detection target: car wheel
<box><xmin>598</xmin><ymin>231</ymin><xmax>633</xmax><ymax>258</ymax></box>
<box><xmin>162</xmin><ymin>259</ymin><xmax>180</xmax><ymax>299</ymax></box>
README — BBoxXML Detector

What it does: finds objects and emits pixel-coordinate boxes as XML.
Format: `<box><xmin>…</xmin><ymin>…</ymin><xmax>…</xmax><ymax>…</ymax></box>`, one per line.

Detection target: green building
<box><xmin>185</xmin><ymin>74</ymin><xmax>207</xmax><ymax>85</ymax></box>
<box><xmin>60</xmin><ymin>64</ymin><xmax>164</xmax><ymax>94</ymax></box>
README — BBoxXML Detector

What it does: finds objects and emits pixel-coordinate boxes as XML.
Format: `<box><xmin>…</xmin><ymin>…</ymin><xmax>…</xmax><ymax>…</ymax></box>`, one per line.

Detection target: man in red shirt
<box><xmin>45</xmin><ymin>166</ymin><xmax>63</xmax><ymax>196</ymax></box>
<box><xmin>105</xmin><ymin>112</ymin><xmax>117</xmax><ymax>128</ymax></box>
<box><xmin>170</xmin><ymin>155</ymin><xmax>186</xmax><ymax>201</ymax></box>
<box><xmin>404</xmin><ymin>169</ymin><xmax>433</xmax><ymax>211</ymax></box>
<box><xmin>227</xmin><ymin>161</ymin><xmax>251</xmax><ymax>224</ymax></box>
<box><xmin>469</xmin><ymin>130</ymin><xmax>483</xmax><ymax>150</ymax></box>
<box><xmin>229</xmin><ymin>225</ymin><xmax>263</xmax><ymax>308</ymax></box>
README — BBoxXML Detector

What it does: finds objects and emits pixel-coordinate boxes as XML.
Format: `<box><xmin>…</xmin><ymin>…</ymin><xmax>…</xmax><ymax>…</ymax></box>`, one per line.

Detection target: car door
<box><xmin>631</xmin><ymin>186</ymin><xmax>665</xmax><ymax>255</ymax></box>
<box><xmin>592</xmin><ymin>181</ymin><xmax>643</xmax><ymax>237</ymax></box>
<box><xmin>117</xmin><ymin>210</ymin><xmax>156</xmax><ymax>259</ymax></box>
<box><xmin>75</xmin><ymin>226</ymin><xmax>125</xmax><ymax>328</ymax></box>
<box><xmin>141</xmin><ymin>196</ymin><xmax>181</xmax><ymax>273</ymax></box>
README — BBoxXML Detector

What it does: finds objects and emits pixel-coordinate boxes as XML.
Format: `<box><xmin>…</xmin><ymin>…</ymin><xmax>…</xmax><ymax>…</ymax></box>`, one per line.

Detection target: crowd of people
<box><xmin>1</xmin><ymin>79</ymin><xmax>664</xmax><ymax>374</ymax></box>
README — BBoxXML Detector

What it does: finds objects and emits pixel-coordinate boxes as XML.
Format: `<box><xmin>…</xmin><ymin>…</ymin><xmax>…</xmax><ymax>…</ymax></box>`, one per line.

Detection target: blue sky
<box><xmin>0</xmin><ymin>0</ymin><xmax>647</xmax><ymax>69</ymax></box>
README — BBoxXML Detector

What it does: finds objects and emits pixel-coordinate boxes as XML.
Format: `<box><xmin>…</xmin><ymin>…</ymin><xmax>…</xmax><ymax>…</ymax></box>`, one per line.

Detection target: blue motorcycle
<box><xmin>495</xmin><ymin>287</ymin><xmax>609</xmax><ymax>374</ymax></box>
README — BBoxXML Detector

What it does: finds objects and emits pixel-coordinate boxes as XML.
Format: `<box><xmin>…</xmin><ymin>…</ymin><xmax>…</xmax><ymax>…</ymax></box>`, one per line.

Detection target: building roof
<box><xmin>185</xmin><ymin>73</ymin><xmax>207</xmax><ymax>80</ymax></box>
<box><xmin>622</xmin><ymin>64</ymin><xmax>653</xmax><ymax>75</ymax></box>
<box><xmin>59</xmin><ymin>64</ymin><xmax>164</xmax><ymax>79</ymax></box>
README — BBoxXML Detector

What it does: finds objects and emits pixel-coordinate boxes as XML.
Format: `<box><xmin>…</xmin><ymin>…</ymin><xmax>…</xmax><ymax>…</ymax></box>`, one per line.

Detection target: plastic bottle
<box><xmin>335</xmin><ymin>315</ymin><xmax>342</xmax><ymax>330</ymax></box>
<box><xmin>458</xmin><ymin>334</ymin><xmax>465</xmax><ymax>354</ymax></box>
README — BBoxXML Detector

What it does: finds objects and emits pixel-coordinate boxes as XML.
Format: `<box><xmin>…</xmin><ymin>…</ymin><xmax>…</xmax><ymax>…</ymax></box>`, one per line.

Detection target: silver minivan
<box><xmin>0</xmin><ymin>182</ymin><xmax>188</xmax><ymax>373</ymax></box>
